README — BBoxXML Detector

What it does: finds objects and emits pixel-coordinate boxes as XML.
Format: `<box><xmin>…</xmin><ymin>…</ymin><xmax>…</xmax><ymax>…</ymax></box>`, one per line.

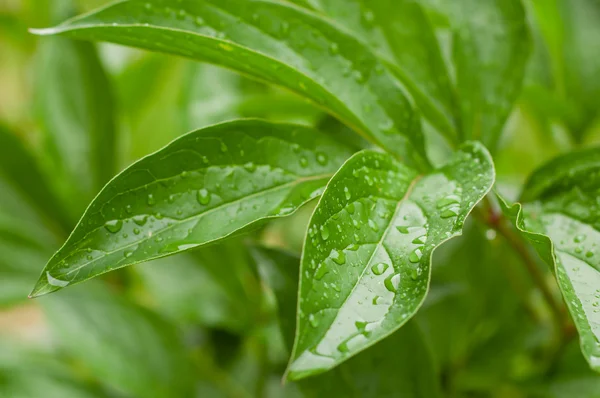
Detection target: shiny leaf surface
<box><xmin>290</xmin><ymin>0</ymin><xmax>458</xmax><ymax>141</ymax></box>
<box><xmin>499</xmin><ymin>147</ymin><xmax>600</xmax><ymax>372</ymax></box>
<box><xmin>421</xmin><ymin>0</ymin><xmax>531</xmax><ymax>150</ymax></box>
<box><xmin>31</xmin><ymin>120</ymin><xmax>352</xmax><ymax>297</ymax></box>
<box><xmin>32</xmin><ymin>0</ymin><xmax>429</xmax><ymax>169</ymax></box>
<box><xmin>287</xmin><ymin>142</ymin><xmax>495</xmax><ymax>379</ymax></box>
<box><xmin>254</xmin><ymin>245</ymin><xmax>442</xmax><ymax>397</ymax></box>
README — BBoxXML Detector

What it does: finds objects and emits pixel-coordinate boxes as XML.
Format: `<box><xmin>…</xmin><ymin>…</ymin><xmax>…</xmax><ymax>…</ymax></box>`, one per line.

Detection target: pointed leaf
<box><xmin>498</xmin><ymin>147</ymin><xmax>600</xmax><ymax>372</ymax></box>
<box><xmin>31</xmin><ymin>120</ymin><xmax>353</xmax><ymax>297</ymax></box>
<box><xmin>290</xmin><ymin>0</ymin><xmax>458</xmax><ymax>141</ymax></box>
<box><xmin>32</xmin><ymin>0</ymin><xmax>429</xmax><ymax>169</ymax></box>
<box><xmin>287</xmin><ymin>143</ymin><xmax>495</xmax><ymax>379</ymax></box>
<box><xmin>421</xmin><ymin>0</ymin><xmax>531</xmax><ymax>149</ymax></box>
<box><xmin>35</xmin><ymin>37</ymin><xmax>116</xmax><ymax>219</ymax></box>
<box><xmin>254</xmin><ymin>245</ymin><xmax>442</xmax><ymax>397</ymax></box>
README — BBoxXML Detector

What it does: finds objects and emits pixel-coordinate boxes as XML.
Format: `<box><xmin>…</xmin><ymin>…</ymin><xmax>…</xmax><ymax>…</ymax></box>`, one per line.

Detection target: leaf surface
<box><xmin>499</xmin><ymin>147</ymin><xmax>600</xmax><ymax>372</ymax></box>
<box><xmin>31</xmin><ymin>120</ymin><xmax>352</xmax><ymax>297</ymax></box>
<box><xmin>290</xmin><ymin>0</ymin><xmax>458</xmax><ymax>141</ymax></box>
<box><xmin>254</xmin><ymin>245</ymin><xmax>442</xmax><ymax>397</ymax></box>
<box><xmin>33</xmin><ymin>0</ymin><xmax>428</xmax><ymax>169</ymax></box>
<box><xmin>421</xmin><ymin>0</ymin><xmax>531</xmax><ymax>149</ymax></box>
<box><xmin>35</xmin><ymin>37</ymin><xmax>116</xmax><ymax>219</ymax></box>
<box><xmin>287</xmin><ymin>143</ymin><xmax>495</xmax><ymax>379</ymax></box>
<box><xmin>41</xmin><ymin>283</ymin><xmax>195</xmax><ymax>397</ymax></box>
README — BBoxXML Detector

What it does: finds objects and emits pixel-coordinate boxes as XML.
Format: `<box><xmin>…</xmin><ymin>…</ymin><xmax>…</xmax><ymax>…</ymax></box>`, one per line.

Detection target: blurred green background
<box><xmin>1</xmin><ymin>0</ymin><xmax>600</xmax><ymax>397</ymax></box>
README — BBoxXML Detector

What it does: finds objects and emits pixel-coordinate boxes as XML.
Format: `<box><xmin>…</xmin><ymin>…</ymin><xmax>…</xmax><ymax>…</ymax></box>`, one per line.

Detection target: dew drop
<box><xmin>220</xmin><ymin>142</ymin><xmax>228</xmax><ymax>153</ymax></box>
<box><xmin>133</xmin><ymin>215</ymin><xmax>148</xmax><ymax>226</ymax></box>
<box><xmin>124</xmin><ymin>250</ymin><xmax>134</xmax><ymax>258</ymax></box>
<box><xmin>104</xmin><ymin>219</ymin><xmax>123</xmax><ymax>233</ymax></box>
<box><xmin>344</xmin><ymin>187</ymin><xmax>351</xmax><ymax>200</ymax></box>
<box><xmin>371</xmin><ymin>262</ymin><xmax>389</xmax><ymax>275</ymax></box>
<box><xmin>436</xmin><ymin>195</ymin><xmax>461</xmax><ymax>209</ymax></box>
<box><xmin>412</xmin><ymin>235</ymin><xmax>427</xmax><ymax>245</ymax></box>
<box><xmin>331</xmin><ymin>249</ymin><xmax>346</xmax><ymax>265</ymax></box>
<box><xmin>308</xmin><ymin>313</ymin><xmax>319</xmax><ymax>328</ymax></box>
<box><xmin>574</xmin><ymin>234</ymin><xmax>586</xmax><ymax>243</ymax></box>
<box><xmin>46</xmin><ymin>271</ymin><xmax>69</xmax><ymax>288</ymax></box>
<box><xmin>337</xmin><ymin>341</ymin><xmax>350</xmax><ymax>353</ymax></box>
<box><xmin>320</xmin><ymin>225</ymin><xmax>330</xmax><ymax>240</ymax></box>
<box><xmin>316</xmin><ymin>152</ymin><xmax>328</xmax><ymax>165</ymax></box>
<box><xmin>409</xmin><ymin>247</ymin><xmax>423</xmax><ymax>263</ymax></box>
<box><xmin>147</xmin><ymin>194</ymin><xmax>156</xmax><ymax>206</ymax></box>
<box><xmin>300</xmin><ymin>156</ymin><xmax>308</xmax><ymax>168</ymax></box>
<box><xmin>314</xmin><ymin>263</ymin><xmax>329</xmax><ymax>280</ymax></box>
<box><xmin>440</xmin><ymin>207</ymin><xmax>459</xmax><ymax>219</ymax></box>
<box><xmin>384</xmin><ymin>273</ymin><xmax>401</xmax><ymax>293</ymax></box>
<box><xmin>396</xmin><ymin>226</ymin><xmax>410</xmax><ymax>234</ymax></box>
<box><xmin>347</xmin><ymin>202</ymin><xmax>356</xmax><ymax>214</ymax></box>
<box><xmin>586</xmin><ymin>251</ymin><xmax>594</xmax><ymax>258</ymax></box>
<box><xmin>197</xmin><ymin>189</ymin><xmax>211</xmax><ymax>205</ymax></box>
<box><xmin>243</xmin><ymin>162</ymin><xmax>256</xmax><ymax>172</ymax></box>
<box><xmin>329</xmin><ymin>43</ymin><xmax>339</xmax><ymax>55</ymax></box>
<box><xmin>368</xmin><ymin>219</ymin><xmax>379</xmax><ymax>232</ymax></box>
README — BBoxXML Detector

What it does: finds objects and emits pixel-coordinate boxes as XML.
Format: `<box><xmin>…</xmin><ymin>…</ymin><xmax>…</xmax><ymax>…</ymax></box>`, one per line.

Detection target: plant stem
<box><xmin>475</xmin><ymin>197</ymin><xmax>567</xmax><ymax>333</ymax></box>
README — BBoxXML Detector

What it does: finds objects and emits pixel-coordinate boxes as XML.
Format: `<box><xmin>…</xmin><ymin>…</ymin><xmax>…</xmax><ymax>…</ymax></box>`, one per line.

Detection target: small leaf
<box><xmin>30</xmin><ymin>120</ymin><xmax>353</xmax><ymax>297</ymax></box>
<box><xmin>31</xmin><ymin>0</ymin><xmax>429</xmax><ymax>169</ymax></box>
<box><xmin>287</xmin><ymin>142</ymin><xmax>495</xmax><ymax>379</ymax></box>
<box><xmin>254</xmin><ymin>245</ymin><xmax>442</xmax><ymax>397</ymax></box>
<box><xmin>499</xmin><ymin>147</ymin><xmax>600</xmax><ymax>372</ymax></box>
<box><xmin>34</xmin><ymin>37</ymin><xmax>117</xmax><ymax>219</ymax></box>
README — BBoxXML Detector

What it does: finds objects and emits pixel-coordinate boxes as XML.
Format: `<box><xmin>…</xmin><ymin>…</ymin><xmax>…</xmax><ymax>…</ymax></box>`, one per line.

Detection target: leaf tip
<box><xmin>29</xmin><ymin>27</ymin><xmax>60</xmax><ymax>36</ymax></box>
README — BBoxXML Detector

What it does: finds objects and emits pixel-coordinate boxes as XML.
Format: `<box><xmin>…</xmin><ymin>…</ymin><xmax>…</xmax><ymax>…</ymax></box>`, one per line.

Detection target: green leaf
<box><xmin>137</xmin><ymin>239</ymin><xmax>262</xmax><ymax>332</ymax></box>
<box><xmin>421</xmin><ymin>0</ymin><xmax>531</xmax><ymax>150</ymax></box>
<box><xmin>254</xmin><ymin>245</ymin><xmax>442</xmax><ymax>397</ymax></box>
<box><xmin>41</xmin><ymin>282</ymin><xmax>195</xmax><ymax>397</ymax></box>
<box><xmin>499</xmin><ymin>147</ymin><xmax>600</xmax><ymax>372</ymax></box>
<box><xmin>31</xmin><ymin>0</ymin><xmax>429</xmax><ymax>169</ymax></box>
<box><xmin>287</xmin><ymin>142</ymin><xmax>495</xmax><ymax>379</ymax></box>
<box><xmin>31</xmin><ymin>120</ymin><xmax>353</xmax><ymax>297</ymax></box>
<box><xmin>0</xmin><ymin>123</ymin><xmax>69</xmax><ymax>232</ymax></box>
<box><xmin>34</xmin><ymin>37</ymin><xmax>116</xmax><ymax>219</ymax></box>
<box><xmin>290</xmin><ymin>0</ymin><xmax>458</xmax><ymax>142</ymax></box>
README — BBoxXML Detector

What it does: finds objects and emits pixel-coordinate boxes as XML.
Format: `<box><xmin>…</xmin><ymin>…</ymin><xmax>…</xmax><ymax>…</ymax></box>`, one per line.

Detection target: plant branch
<box><xmin>474</xmin><ymin>196</ymin><xmax>567</xmax><ymax>333</ymax></box>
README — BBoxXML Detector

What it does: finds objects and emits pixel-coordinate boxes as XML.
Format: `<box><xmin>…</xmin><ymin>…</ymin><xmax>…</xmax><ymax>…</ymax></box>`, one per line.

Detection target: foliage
<box><xmin>1</xmin><ymin>0</ymin><xmax>600</xmax><ymax>396</ymax></box>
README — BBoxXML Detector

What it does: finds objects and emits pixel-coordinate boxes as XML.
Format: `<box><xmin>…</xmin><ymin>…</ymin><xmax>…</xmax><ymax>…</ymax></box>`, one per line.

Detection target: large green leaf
<box><xmin>254</xmin><ymin>246</ymin><xmax>442</xmax><ymax>397</ymax></box>
<box><xmin>289</xmin><ymin>0</ymin><xmax>458</xmax><ymax>142</ymax></box>
<box><xmin>287</xmin><ymin>142</ymin><xmax>495</xmax><ymax>379</ymax></box>
<box><xmin>30</xmin><ymin>120</ymin><xmax>353</xmax><ymax>297</ymax></box>
<box><xmin>34</xmin><ymin>37</ymin><xmax>116</xmax><ymax>219</ymax></box>
<box><xmin>31</xmin><ymin>0</ymin><xmax>429</xmax><ymax>169</ymax></box>
<box><xmin>499</xmin><ymin>147</ymin><xmax>600</xmax><ymax>372</ymax></box>
<box><xmin>421</xmin><ymin>0</ymin><xmax>531</xmax><ymax>150</ymax></box>
<box><xmin>41</xmin><ymin>282</ymin><xmax>195</xmax><ymax>397</ymax></box>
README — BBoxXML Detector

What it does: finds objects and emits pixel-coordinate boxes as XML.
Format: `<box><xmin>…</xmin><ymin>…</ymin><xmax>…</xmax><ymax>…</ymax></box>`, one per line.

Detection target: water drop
<box><xmin>316</xmin><ymin>152</ymin><xmax>328</xmax><ymax>165</ymax></box>
<box><xmin>384</xmin><ymin>273</ymin><xmax>401</xmax><ymax>293</ymax></box>
<box><xmin>133</xmin><ymin>215</ymin><xmax>148</xmax><ymax>226</ymax></box>
<box><xmin>147</xmin><ymin>194</ymin><xmax>156</xmax><ymax>206</ymax></box>
<box><xmin>371</xmin><ymin>262</ymin><xmax>389</xmax><ymax>275</ymax></box>
<box><xmin>314</xmin><ymin>263</ymin><xmax>328</xmax><ymax>280</ymax></box>
<box><xmin>372</xmin><ymin>295</ymin><xmax>380</xmax><ymax>305</ymax></box>
<box><xmin>220</xmin><ymin>142</ymin><xmax>228</xmax><ymax>153</ymax></box>
<box><xmin>337</xmin><ymin>341</ymin><xmax>350</xmax><ymax>353</ymax></box>
<box><xmin>104</xmin><ymin>219</ymin><xmax>123</xmax><ymax>233</ymax></box>
<box><xmin>320</xmin><ymin>225</ymin><xmax>330</xmax><ymax>240</ymax></box>
<box><xmin>409</xmin><ymin>247</ymin><xmax>423</xmax><ymax>263</ymax></box>
<box><xmin>46</xmin><ymin>272</ymin><xmax>69</xmax><ymax>288</ymax></box>
<box><xmin>308</xmin><ymin>313</ymin><xmax>319</xmax><ymax>328</ymax></box>
<box><xmin>197</xmin><ymin>189</ymin><xmax>211</xmax><ymax>205</ymax></box>
<box><xmin>243</xmin><ymin>162</ymin><xmax>256</xmax><ymax>172</ymax></box>
<box><xmin>574</xmin><ymin>234</ymin><xmax>586</xmax><ymax>243</ymax></box>
<box><xmin>331</xmin><ymin>249</ymin><xmax>346</xmax><ymax>265</ymax></box>
<box><xmin>586</xmin><ymin>251</ymin><xmax>594</xmax><ymax>258</ymax></box>
<box><xmin>440</xmin><ymin>207</ymin><xmax>459</xmax><ymax>218</ymax></box>
<box><xmin>396</xmin><ymin>226</ymin><xmax>410</xmax><ymax>234</ymax></box>
<box><xmin>344</xmin><ymin>187</ymin><xmax>351</xmax><ymax>200</ymax></box>
<box><xmin>329</xmin><ymin>43</ymin><xmax>339</xmax><ymax>55</ymax></box>
<box><xmin>368</xmin><ymin>219</ymin><xmax>379</xmax><ymax>232</ymax></box>
<box><xmin>355</xmin><ymin>320</ymin><xmax>367</xmax><ymax>331</ymax></box>
<box><xmin>133</xmin><ymin>228</ymin><xmax>141</xmax><ymax>235</ymax></box>
<box><xmin>347</xmin><ymin>202</ymin><xmax>356</xmax><ymax>214</ymax></box>
<box><xmin>194</xmin><ymin>16</ymin><xmax>204</xmax><ymax>26</ymax></box>
<box><xmin>300</xmin><ymin>156</ymin><xmax>308</xmax><ymax>167</ymax></box>
<box><xmin>412</xmin><ymin>235</ymin><xmax>427</xmax><ymax>245</ymax></box>
<box><xmin>436</xmin><ymin>195</ymin><xmax>461</xmax><ymax>209</ymax></box>
<box><xmin>124</xmin><ymin>250</ymin><xmax>134</xmax><ymax>258</ymax></box>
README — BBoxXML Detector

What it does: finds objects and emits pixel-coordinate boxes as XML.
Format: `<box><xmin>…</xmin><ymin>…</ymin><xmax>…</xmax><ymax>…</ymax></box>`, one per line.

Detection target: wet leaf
<box><xmin>499</xmin><ymin>147</ymin><xmax>600</xmax><ymax>372</ymax></box>
<box><xmin>254</xmin><ymin>245</ymin><xmax>442</xmax><ymax>397</ymax></box>
<box><xmin>32</xmin><ymin>0</ymin><xmax>429</xmax><ymax>169</ymax></box>
<box><xmin>287</xmin><ymin>142</ymin><xmax>495</xmax><ymax>379</ymax></box>
<box><xmin>31</xmin><ymin>120</ymin><xmax>352</xmax><ymax>297</ymax></box>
